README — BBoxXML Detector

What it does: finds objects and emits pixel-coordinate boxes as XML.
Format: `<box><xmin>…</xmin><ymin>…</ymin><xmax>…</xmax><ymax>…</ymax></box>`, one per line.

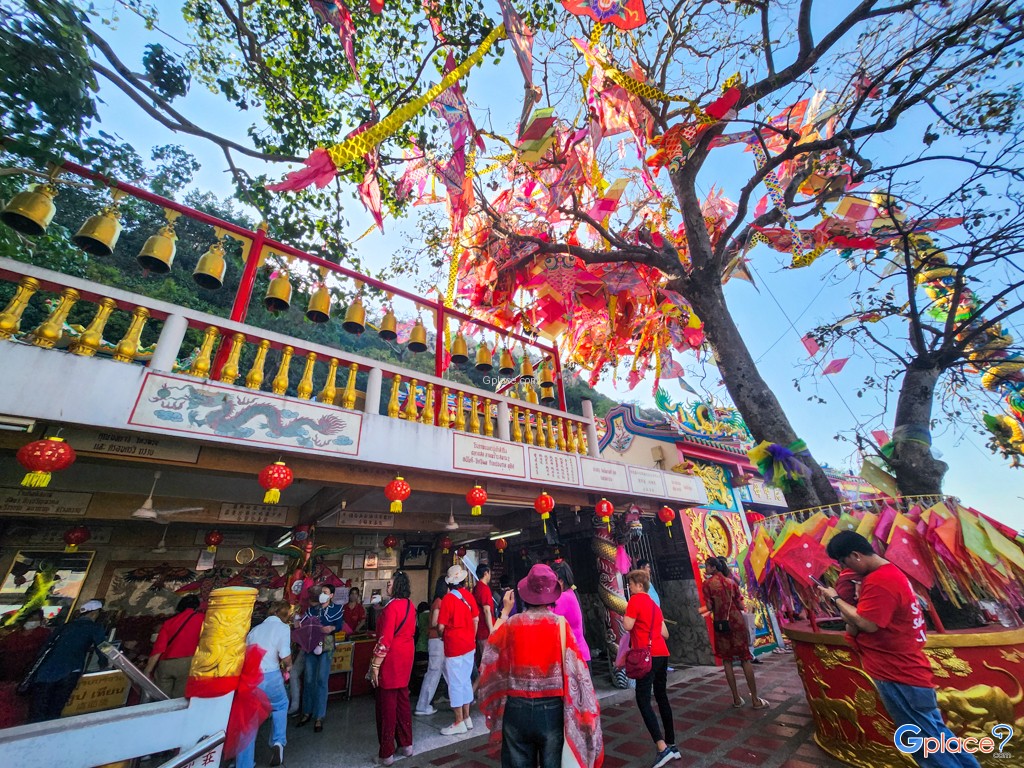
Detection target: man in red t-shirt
<box><xmin>436</xmin><ymin>564</ymin><xmax>479</xmax><ymax>736</ymax></box>
<box><xmin>820</xmin><ymin>531</ymin><xmax>979</xmax><ymax>768</ymax></box>
<box><xmin>472</xmin><ymin>563</ymin><xmax>494</xmax><ymax>673</ymax></box>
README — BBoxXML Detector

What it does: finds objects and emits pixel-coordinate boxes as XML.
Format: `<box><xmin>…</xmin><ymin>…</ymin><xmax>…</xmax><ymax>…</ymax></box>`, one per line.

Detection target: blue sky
<box><xmin>81</xmin><ymin>5</ymin><xmax>1024</xmax><ymax>532</ymax></box>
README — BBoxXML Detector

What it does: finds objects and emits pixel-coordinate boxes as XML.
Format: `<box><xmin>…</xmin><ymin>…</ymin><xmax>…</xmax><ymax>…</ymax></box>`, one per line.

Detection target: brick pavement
<box><xmin>405</xmin><ymin>654</ymin><xmax>847</xmax><ymax>768</ymax></box>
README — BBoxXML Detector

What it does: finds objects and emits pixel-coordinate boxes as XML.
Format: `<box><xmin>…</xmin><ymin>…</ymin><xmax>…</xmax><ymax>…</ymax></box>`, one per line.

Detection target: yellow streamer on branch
<box><xmin>327</xmin><ymin>24</ymin><xmax>507</xmax><ymax>168</ymax></box>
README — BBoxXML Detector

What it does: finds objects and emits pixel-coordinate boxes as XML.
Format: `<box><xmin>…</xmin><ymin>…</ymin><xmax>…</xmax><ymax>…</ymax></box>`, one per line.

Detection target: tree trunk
<box><xmin>888</xmin><ymin>363</ymin><xmax>948</xmax><ymax>497</ymax></box>
<box><xmin>681</xmin><ymin>276</ymin><xmax>841</xmax><ymax>511</ymax></box>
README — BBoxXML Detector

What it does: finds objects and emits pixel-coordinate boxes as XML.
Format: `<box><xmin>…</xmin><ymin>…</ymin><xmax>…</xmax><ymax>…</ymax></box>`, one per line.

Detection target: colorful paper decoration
<box><xmin>561</xmin><ymin>0</ymin><xmax>647</xmax><ymax>30</ymax></box>
<box><xmin>258</xmin><ymin>461</ymin><xmax>294</xmax><ymax>504</ymax></box>
<box><xmin>384</xmin><ymin>476</ymin><xmax>411</xmax><ymax>513</ymax></box>
<box><xmin>17</xmin><ymin>437</ymin><xmax>77</xmax><ymax>488</ymax></box>
<box><xmin>746</xmin><ymin>440</ymin><xmax>812</xmax><ymax>492</ymax></box>
<box><xmin>466</xmin><ymin>484</ymin><xmax>488</xmax><ymax>516</ymax></box>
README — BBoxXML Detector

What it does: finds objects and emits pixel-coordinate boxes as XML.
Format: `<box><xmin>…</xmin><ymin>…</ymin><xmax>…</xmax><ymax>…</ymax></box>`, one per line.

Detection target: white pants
<box><xmin>416</xmin><ymin>638</ymin><xmax>445</xmax><ymax>712</ymax></box>
<box><xmin>444</xmin><ymin>650</ymin><xmax>475</xmax><ymax>709</ymax></box>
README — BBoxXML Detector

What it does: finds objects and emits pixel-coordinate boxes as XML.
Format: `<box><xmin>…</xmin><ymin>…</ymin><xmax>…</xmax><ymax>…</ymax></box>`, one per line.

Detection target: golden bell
<box><xmin>498</xmin><ymin>348</ymin><xmax>515</xmax><ymax>376</ymax></box>
<box><xmin>307</xmin><ymin>285</ymin><xmax>333</xmax><ymax>324</ymax></box>
<box><xmin>342</xmin><ymin>296</ymin><xmax>366</xmax><ymax>334</ymax></box>
<box><xmin>408</xmin><ymin>318</ymin><xmax>428</xmax><ymax>352</ymax></box>
<box><xmin>137</xmin><ymin>224</ymin><xmax>177</xmax><ymax>273</ymax></box>
<box><xmin>474</xmin><ymin>343</ymin><xmax>493</xmax><ymax>372</ymax></box>
<box><xmin>540</xmin><ymin>388</ymin><xmax>557</xmax><ymax>406</ymax></box>
<box><xmin>264</xmin><ymin>273</ymin><xmax>292</xmax><ymax>312</ymax></box>
<box><xmin>192</xmin><ymin>242</ymin><xmax>227</xmax><ymax>290</ymax></box>
<box><xmin>378</xmin><ymin>307</ymin><xmax>397</xmax><ymax>341</ymax></box>
<box><xmin>1</xmin><ymin>184</ymin><xmax>58</xmax><ymax>236</ymax></box>
<box><xmin>450</xmin><ymin>333</ymin><xmax>469</xmax><ymax>365</ymax></box>
<box><xmin>520</xmin><ymin>355</ymin><xmax>535</xmax><ymax>382</ymax></box>
<box><xmin>72</xmin><ymin>204</ymin><xmax>122</xmax><ymax>256</ymax></box>
<box><xmin>539</xmin><ymin>360</ymin><xmax>555</xmax><ymax>389</ymax></box>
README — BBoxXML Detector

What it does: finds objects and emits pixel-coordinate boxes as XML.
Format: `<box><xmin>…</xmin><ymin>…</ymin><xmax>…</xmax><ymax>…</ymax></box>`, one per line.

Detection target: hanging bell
<box><xmin>408</xmin><ymin>318</ymin><xmax>428</xmax><ymax>352</ymax></box>
<box><xmin>264</xmin><ymin>273</ymin><xmax>293</xmax><ymax>312</ymax></box>
<box><xmin>72</xmin><ymin>204</ymin><xmax>122</xmax><ymax>256</ymax></box>
<box><xmin>450</xmin><ymin>333</ymin><xmax>469</xmax><ymax>365</ymax></box>
<box><xmin>520</xmin><ymin>355</ymin><xmax>535</xmax><ymax>382</ymax></box>
<box><xmin>378</xmin><ymin>307</ymin><xmax>397</xmax><ymax>341</ymax></box>
<box><xmin>474</xmin><ymin>343</ymin><xmax>493</xmax><ymax>372</ymax></box>
<box><xmin>1</xmin><ymin>184</ymin><xmax>58</xmax><ymax>236</ymax></box>
<box><xmin>498</xmin><ymin>348</ymin><xmax>515</xmax><ymax>376</ymax></box>
<box><xmin>307</xmin><ymin>285</ymin><xmax>333</xmax><ymax>324</ymax></box>
<box><xmin>192</xmin><ymin>241</ymin><xmax>227</xmax><ymax>290</ymax></box>
<box><xmin>540</xmin><ymin>388</ymin><xmax>557</xmax><ymax>406</ymax></box>
<box><xmin>137</xmin><ymin>224</ymin><xmax>177</xmax><ymax>273</ymax></box>
<box><xmin>539</xmin><ymin>359</ymin><xmax>555</xmax><ymax>390</ymax></box>
<box><xmin>341</xmin><ymin>296</ymin><xmax>366</xmax><ymax>334</ymax></box>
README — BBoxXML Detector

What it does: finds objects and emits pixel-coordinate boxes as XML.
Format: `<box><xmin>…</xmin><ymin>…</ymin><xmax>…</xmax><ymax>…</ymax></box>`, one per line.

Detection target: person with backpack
<box><xmin>436</xmin><ymin>564</ymin><xmax>479</xmax><ymax>735</ymax></box>
<box><xmin>144</xmin><ymin>595</ymin><xmax>204</xmax><ymax>698</ymax></box>
<box><xmin>369</xmin><ymin>572</ymin><xmax>417</xmax><ymax>766</ymax></box>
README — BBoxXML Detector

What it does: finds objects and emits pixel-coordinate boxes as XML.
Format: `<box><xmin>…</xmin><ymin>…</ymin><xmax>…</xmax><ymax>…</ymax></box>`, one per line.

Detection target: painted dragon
<box><xmin>655</xmin><ymin>387</ymin><xmax>753</xmax><ymax>444</ymax></box>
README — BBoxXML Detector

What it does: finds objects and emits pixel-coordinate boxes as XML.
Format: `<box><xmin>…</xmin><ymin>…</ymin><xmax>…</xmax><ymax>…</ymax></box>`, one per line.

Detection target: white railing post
<box><xmin>148</xmin><ymin>314</ymin><xmax>189</xmax><ymax>373</ymax></box>
<box><xmin>581</xmin><ymin>399</ymin><xmax>600</xmax><ymax>457</ymax></box>
<box><xmin>365</xmin><ymin>366</ymin><xmax>383</xmax><ymax>414</ymax></box>
<box><xmin>496</xmin><ymin>400</ymin><xmax>511</xmax><ymax>441</ymax></box>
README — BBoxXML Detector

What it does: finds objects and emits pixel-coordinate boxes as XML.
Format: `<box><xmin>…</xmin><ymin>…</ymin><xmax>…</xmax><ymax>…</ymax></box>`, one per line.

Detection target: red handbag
<box><xmin>624</xmin><ymin>603</ymin><xmax>659</xmax><ymax>679</ymax></box>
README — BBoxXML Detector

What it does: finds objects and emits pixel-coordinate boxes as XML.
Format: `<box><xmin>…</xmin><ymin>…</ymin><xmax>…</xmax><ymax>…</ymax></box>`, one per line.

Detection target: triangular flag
<box><xmin>679</xmin><ymin>378</ymin><xmax>700</xmax><ymax>396</ymax></box>
<box><xmin>821</xmin><ymin>357</ymin><xmax>850</xmax><ymax>375</ymax></box>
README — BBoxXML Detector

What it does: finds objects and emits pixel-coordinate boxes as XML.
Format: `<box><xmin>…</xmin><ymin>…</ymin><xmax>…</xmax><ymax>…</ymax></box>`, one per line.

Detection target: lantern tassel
<box><xmin>64</xmin><ymin>543</ymin><xmax>78</xmax><ymax>553</ymax></box>
<box><xmin>21</xmin><ymin>470</ymin><xmax>52</xmax><ymax>488</ymax></box>
<box><xmin>391</xmin><ymin>500</ymin><xmax>403</xmax><ymax>513</ymax></box>
<box><xmin>264</xmin><ymin>488</ymin><xmax>281</xmax><ymax>504</ymax></box>
<box><xmin>471</xmin><ymin>505</ymin><xmax>481</xmax><ymax>516</ymax></box>
<box><xmin>207</xmin><ymin>545</ymin><xmax>218</xmax><ymax>553</ymax></box>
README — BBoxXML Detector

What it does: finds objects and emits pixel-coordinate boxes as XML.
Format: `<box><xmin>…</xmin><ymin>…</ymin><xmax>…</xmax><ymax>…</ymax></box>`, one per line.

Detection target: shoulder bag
<box><xmin>624</xmin><ymin>601</ymin><xmax>658</xmax><ymax>680</ymax></box>
<box><xmin>17</xmin><ymin>622</ymin><xmax>67</xmax><ymax>695</ymax></box>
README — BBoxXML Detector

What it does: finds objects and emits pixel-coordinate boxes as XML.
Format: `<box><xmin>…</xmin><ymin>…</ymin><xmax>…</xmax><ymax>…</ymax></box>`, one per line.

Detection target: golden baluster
<box><xmin>438</xmin><ymin>387</ymin><xmax>451</xmax><ymax>428</ymax></box>
<box><xmin>420</xmin><ymin>383</ymin><xmax>435</xmax><ymax>425</ymax></box>
<box><xmin>296</xmin><ymin>352</ymin><xmax>317</xmax><ymax>400</ymax></box>
<box><xmin>546</xmin><ymin>415</ymin><xmax>558</xmax><ymax>450</ymax></box>
<box><xmin>524</xmin><ymin>410</ymin><xmax>535</xmax><ymax>446</ymax></box>
<box><xmin>556</xmin><ymin>418</ymin><xmax>568</xmax><ymax>452</ymax></box>
<box><xmin>272</xmin><ymin>346</ymin><xmax>294</xmax><ymax>395</ymax></box>
<box><xmin>0</xmin><ymin>276</ymin><xmax>41</xmax><ymax>340</ymax></box>
<box><xmin>454</xmin><ymin>391</ymin><xmax>466</xmax><ymax>431</ymax></box>
<box><xmin>511</xmin><ymin>405</ymin><xmax>523</xmax><ymax>443</ymax></box>
<box><xmin>113</xmin><ymin>306</ymin><xmax>150</xmax><ymax>363</ymax></box>
<box><xmin>69</xmin><ymin>297</ymin><xmax>116</xmax><ymax>357</ymax></box>
<box><xmin>188</xmin><ymin>325</ymin><xmax>221</xmax><ymax>378</ymax></box>
<box><xmin>483</xmin><ymin>398</ymin><xmax>494</xmax><ymax>436</ymax></box>
<box><xmin>245</xmin><ymin>339</ymin><xmax>271</xmax><ymax>390</ymax></box>
<box><xmin>31</xmin><ymin>287</ymin><xmax>79</xmax><ymax>349</ymax></box>
<box><xmin>537</xmin><ymin>413</ymin><xmax>548</xmax><ymax>447</ymax></box>
<box><xmin>387</xmin><ymin>375</ymin><xmax>403</xmax><ymax>418</ymax></box>
<box><xmin>468</xmin><ymin>394</ymin><xmax>481</xmax><ymax>434</ymax></box>
<box><xmin>577</xmin><ymin>423</ymin><xmax>588</xmax><ymax>454</ymax></box>
<box><xmin>403</xmin><ymin>378</ymin><xmax>419</xmax><ymax>420</ymax></box>
<box><xmin>318</xmin><ymin>358</ymin><xmax>339</xmax><ymax>404</ymax></box>
<box><xmin>341</xmin><ymin>363</ymin><xmax>359</xmax><ymax>409</ymax></box>
<box><xmin>217</xmin><ymin>333</ymin><xmax>246</xmax><ymax>384</ymax></box>
<box><xmin>566</xmin><ymin>421</ymin><xmax>578</xmax><ymax>453</ymax></box>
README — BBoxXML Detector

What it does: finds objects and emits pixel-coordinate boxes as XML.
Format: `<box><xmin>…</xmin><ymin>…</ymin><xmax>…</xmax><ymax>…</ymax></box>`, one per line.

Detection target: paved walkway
<box><xmin>266</xmin><ymin>654</ymin><xmax>846</xmax><ymax>768</ymax></box>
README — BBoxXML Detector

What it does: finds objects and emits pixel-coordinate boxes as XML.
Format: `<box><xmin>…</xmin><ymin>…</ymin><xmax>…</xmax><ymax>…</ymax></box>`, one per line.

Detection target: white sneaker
<box><xmin>464</xmin><ymin>716</ymin><xmax>473</xmax><ymax>730</ymax></box>
<box><xmin>440</xmin><ymin>721</ymin><xmax>468</xmax><ymax>736</ymax></box>
<box><xmin>414</xmin><ymin>706</ymin><xmax>437</xmax><ymax>716</ymax></box>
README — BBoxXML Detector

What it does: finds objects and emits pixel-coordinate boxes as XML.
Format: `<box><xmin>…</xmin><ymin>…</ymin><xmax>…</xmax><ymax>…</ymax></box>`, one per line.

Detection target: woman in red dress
<box><xmin>369</xmin><ymin>571</ymin><xmax>417</xmax><ymax>766</ymax></box>
<box><xmin>700</xmin><ymin>557</ymin><xmax>767</xmax><ymax>709</ymax></box>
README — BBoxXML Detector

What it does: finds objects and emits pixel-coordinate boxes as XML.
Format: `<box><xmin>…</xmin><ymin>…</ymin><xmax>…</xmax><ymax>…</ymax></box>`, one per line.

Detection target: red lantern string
<box><xmin>258</xmin><ymin>461</ymin><xmax>293</xmax><ymax>504</ymax></box>
<box><xmin>596</xmin><ymin>498</ymin><xmax>614</xmax><ymax>532</ymax></box>
<box><xmin>17</xmin><ymin>437</ymin><xmax>76</xmax><ymax>488</ymax></box>
<box><xmin>384</xmin><ymin>476</ymin><xmax>411</xmax><ymax>513</ymax></box>
<box><xmin>494</xmin><ymin>538</ymin><xmax>507</xmax><ymax>560</ymax></box>
<box><xmin>466</xmin><ymin>484</ymin><xmax>487</xmax><ymax>516</ymax></box>
<box><xmin>658</xmin><ymin>506</ymin><xmax>676</xmax><ymax>538</ymax></box>
<box><xmin>534</xmin><ymin>491</ymin><xmax>555</xmax><ymax>534</ymax></box>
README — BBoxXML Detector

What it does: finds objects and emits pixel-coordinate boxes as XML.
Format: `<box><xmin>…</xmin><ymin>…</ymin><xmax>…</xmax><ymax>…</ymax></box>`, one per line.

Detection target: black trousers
<box><xmin>635</xmin><ymin>656</ymin><xmax>674</xmax><ymax>744</ymax></box>
<box><xmin>501</xmin><ymin>695</ymin><xmax>564</xmax><ymax>768</ymax></box>
<box><xmin>29</xmin><ymin>675</ymin><xmax>80</xmax><ymax>722</ymax></box>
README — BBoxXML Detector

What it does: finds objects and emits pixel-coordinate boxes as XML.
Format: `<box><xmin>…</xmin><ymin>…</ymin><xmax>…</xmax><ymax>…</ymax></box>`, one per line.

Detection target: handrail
<box><xmin>97</xmin><ymin>641</ymin><xmax>169</xmax><ymax>703</ymax></box>
<box><xmin>155</xmin><ymin>731</ymin><xmax>226</xmax><ymax>768</ymax></box>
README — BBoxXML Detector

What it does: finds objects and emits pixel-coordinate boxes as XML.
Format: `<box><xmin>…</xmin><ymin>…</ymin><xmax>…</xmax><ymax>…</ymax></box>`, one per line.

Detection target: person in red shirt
<box><xmin>144</xmin><ymin>595</ymin><xmax>203</xmax><ymax>698</ymax></box>
<box><xmin>820</xmin><ymin>531</ymin><xmax>980</xmax><ymax>768</ymax></box>
<box><xmin>623</xmin><ymin>569</ymin><xmax>677</xmax><ymax>768</ymax></box>
<box><xmin>369</xmin><ymin>572</ymin><xmax>417</xmax><ymax>766</ymax></box>
<box><xmin>343</xmin><ymin>587</ymin><xmax>367</xmax><ymax>634</ymax></box>
<box><xmin>473</xmin><ymin>563</ymin><xmax>495</xmax><ymax>670</ymax></box>
<box><xmin>436</xmin><ymin>564</ymin><xmax>479</xmax><ymax>735</ymax></box>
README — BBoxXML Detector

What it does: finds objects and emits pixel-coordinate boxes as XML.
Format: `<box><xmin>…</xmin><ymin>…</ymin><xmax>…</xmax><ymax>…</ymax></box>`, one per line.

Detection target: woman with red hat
<box><xmin>478</xmin><ymin>564</ymin><xmax>603</xmax><ymax>768</ymax></box>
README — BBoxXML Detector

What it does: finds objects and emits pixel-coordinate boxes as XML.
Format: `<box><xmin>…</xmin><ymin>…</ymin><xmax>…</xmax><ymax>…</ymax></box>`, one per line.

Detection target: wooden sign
<box><xmin>52</xmin><ymin>427</ymin><xmax>200</xmax><ymax>464</ymax></box>
<box><xmin>331</xmin><ymin>641</ymin><xmax>354</xmax><ymax>673</ymax></box>
<box><xmin>219</xmin><ymin>503</ymin><xmax>290</xmax><ymax>525</ymax></box>
<box><xmin>0</xmin><ymin>487</ymin><xmax>92</xmax><ymax>517</ymax></box>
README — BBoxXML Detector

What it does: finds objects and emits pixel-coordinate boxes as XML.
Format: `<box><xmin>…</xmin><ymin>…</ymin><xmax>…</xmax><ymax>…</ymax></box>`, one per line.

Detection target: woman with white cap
<box><xmin>436</xmin><ymin>563</ymin><xmax>479</xmax><ymax>735</ymax></box>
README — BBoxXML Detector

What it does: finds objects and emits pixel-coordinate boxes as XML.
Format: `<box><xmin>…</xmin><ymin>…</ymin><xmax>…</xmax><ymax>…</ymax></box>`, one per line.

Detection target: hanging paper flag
<box><xmin>497</xmin><ymin>0</ymin><xmax>534</xmax><ymax>85</ymax></box>
<box><xmin>771</xmin><ymin>533</ymin><xmax>832</xmax><ymax>588</ymax></box>
<box><xmin>517</xmin><ymin>107</ymin><xmax>558</xmax><ymax>162</ymax></box>
<box><xmin>266</xmin><ymin>147</ymin><xmax>338</xmax><ymax>192</ymax></box>
<box><xmin>958</xmin><ymin>507</ymin><xmax>1000</xmax><ymax>566</ymax></box>
<box><xmin>587</xmin><ymin>177</ymin><xmax>629</xmax><ymax>223</ymax></box>
<box><xmin>561</xmin><ymin>0</ymin><xmax>647</xmax><ymax>30</ymax></box>
<box><xmin>821</xmin><ymin>357</ymin><xmax>849</xmax><ymax>375</ymax></box>
<box><xmin>801</xmin><ymin>335</ymin><xmax>820</xmax><ymax>357</ymax></box>
<box><xmin>978</xmin><ymin>517</ymin><xmax>1024</xmax><ymax>571</ymax></box>
<box><xmin>310</xmin><ymin>1</ymin><xmax>360</xmax><ymax>79</ymax></box>
<box><xmin>678</xmin><ymin>378</ymin><xmax>699</xmax><ymax>396</ymax></box>
<box><xmin>358</xmin><ymin>152</ymin><xmax>385</xmax><ymax>231</ymax></box>
<box><xmin>885</xmin><ymin>529</ymin><xmax>936</xmax><ymax>589</ymax></box>
<box><xmin>871</xmin><ymin>429</ymin><xmax>890</xmax><ymax>446</ymax></box>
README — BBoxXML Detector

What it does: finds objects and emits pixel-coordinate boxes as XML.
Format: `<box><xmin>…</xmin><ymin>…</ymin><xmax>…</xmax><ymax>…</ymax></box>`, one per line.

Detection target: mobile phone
<box><xmin>809</xmin><ymin>575</ymin><xmax>827</xmax><ymax>589</ymax></box>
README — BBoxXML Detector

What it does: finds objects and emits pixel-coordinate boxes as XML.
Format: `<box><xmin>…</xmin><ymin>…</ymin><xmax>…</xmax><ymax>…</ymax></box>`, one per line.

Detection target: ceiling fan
<box><xmin>434</xmin><ymin>503</ymin><xmax>494</xmax><ymax>532</ymax></box>
<box><xmin>131</xmin><ymin>471</ymin><xmax>205</xmax><ymax>521</ymax></box>
<box><xmin>151</xmin><ymin>524</ymin><xmax>170</xmax><ymax>554</ymax></box>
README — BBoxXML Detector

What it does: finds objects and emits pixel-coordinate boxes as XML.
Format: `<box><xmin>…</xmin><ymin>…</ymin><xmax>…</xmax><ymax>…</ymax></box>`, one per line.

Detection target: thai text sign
<box><xmin>579</xmin><ymin>458</ymin><xmax>630</xmax><ymax>492</ymax></box>
<box><xmin>452</xmin><ymin>434</ymin><xmax>526</xmax><ymax>478</ymax></box>
<box><xmin>665</xmin><ymin>472</ymin><xmax>708</xmax><ymax>505</ymax></box>
<box><xmin>62</xmin><ymin>671</ymin><xmax>130</xmax><ymax>716</ymax></box>
<box><xmin>219</xmin><ymin>503</ymin><xmax>290</xmax><ymax>525</ymax></box>
<box><xmin>53</xmin><ymin>427</ymin><xmax>200</xmax><ymax>463</ymax></box>
<box><xmin>335</xmin><ymin>510</ymin><xmax>395</xmax><ymax>529</ymax></box>
<box><xmin>527</xmin><ymin>447</ymin><xmax>580</xmax><ymax>485</ymax></box>
<box><xmin>0</xmin><ymin>487</ymin><xmax>92</xmax><ymax>517</ymax></box>
<box><xmin>627</xmin><ymin>466</ymin><xmax>666</xmax><ymax>497</ymax></box>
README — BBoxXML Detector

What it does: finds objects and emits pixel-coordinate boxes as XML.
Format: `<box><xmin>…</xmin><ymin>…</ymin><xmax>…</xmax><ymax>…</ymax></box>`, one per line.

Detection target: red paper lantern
<box><xmin>17</xmin><ymin>437</ymin><xmax>76</xmax><ymax>488</ymax></box>
<box><xmin>63</xmin><ymin>525</ymin><xmax>90</xmax><ymax>553</ymax></box>
<box><xmin>595</xmin><ymin>498</ymin><xmax>614</xmax><ymax>531</ymax></box>
<box><xmin>456</xmin><ymin>545</ymin><xmax>467</xmax><ymax>558</ymax></box>
<box><xmin>495</xmin><ymin>538</ymin><xmax>508</xmax><ymax>554</ymax></box>
<box><xmin>383</xmin><ymin>534</ymin><xmax>399</xmax><ymax>554</ymax></box>
<box><xmin>205</xmin><ymin>530</ymin><xmax>224</xmax><ymax>553</ymax></box>
<box><xmin>384</xmin><ymin>476</ymin><xmax>411</xmax><ymax>513</ymax></box>
<box><xmin>258</xmin><ymin>461</ymin><xmax>293</xmax><ymax>504</ymax></box>
<box><xmin>466</xmin><ymin>484</ymin><xmax>488</xmax><ymax>516</ymax></box>
<box><xmin>746</xmin><ymin>511</ymin><xmax>766</xmax><ymax>528</ymax></box>
<box><xmin>440</xmin><ymin>535</ymin><xmax>453</xmax><ymax>554</ymax></box>
<box><xmin>658</xmin><ymin>506</ymin><xmax>677</xmax><ymax>538</ymax></box>
<box><xmin>534</xmin><ymin>491</ymin><xmax>555</xmax><ymax>534</ymax></box>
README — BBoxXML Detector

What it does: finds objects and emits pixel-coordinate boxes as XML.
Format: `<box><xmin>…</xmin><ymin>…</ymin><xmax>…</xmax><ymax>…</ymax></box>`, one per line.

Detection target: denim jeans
<box><xmin>875</xmin><ymin>679</ymin><xmax>981</xmax><ymax>768</ymax></box>
<box><xmin>236</xmin><ymin>669</ymin><xmax>289</xmax><ymax>768</ymax></box>
<box><xmin>416</xmin><ymin>638</ymin><xmax>445</xmax><ymax>712</ymax></box>
<box><xmin>635</xmin><ymin>656</ymin><xmax>674</xmax><ymax>745</ymax></box>
<box><xmin>501</xmin><ymin>696</ymin><xmax>564</xmax><ymax>768</ymax></box>
<box><xmin>302</xmin><ymin>649</ymin><xmax>333</xmax><ymax>719</ymax></box>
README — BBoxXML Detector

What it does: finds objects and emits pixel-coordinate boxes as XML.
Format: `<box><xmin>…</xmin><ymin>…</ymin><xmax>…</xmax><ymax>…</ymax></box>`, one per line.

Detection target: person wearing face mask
<box><xmin>294</xmin><ymin>584</ymin><xmax>344</xmax><ymax>732</ymax></box>
<box><xmin>0</xmin><ymin>609</ymin><xmax>50</xmax><ymax>683</ymax></box>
